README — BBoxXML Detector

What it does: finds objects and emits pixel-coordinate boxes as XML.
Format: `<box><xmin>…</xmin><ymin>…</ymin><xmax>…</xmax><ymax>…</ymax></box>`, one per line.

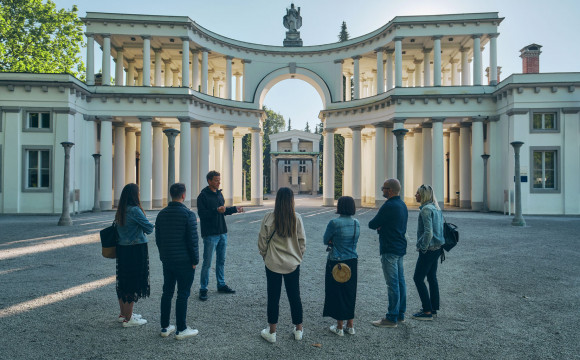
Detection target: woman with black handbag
<box><xmin>257</xmin><ymin>187</ymin><xmax>306</xmax><ymax>343</ymax></box>
<box><xmin>322</xmin><ymin>196</ymin><xmax>360</xmax><ymax>336</ymax></box>
<box><xmin>115</xmin><ymin>183</ymin><xmax>154</xmax><ymax>327</ymax></box>
<box><xmin>412</xmin><ymin>184</ymin><xmax>445</xmax><ymax>321</ymax></box>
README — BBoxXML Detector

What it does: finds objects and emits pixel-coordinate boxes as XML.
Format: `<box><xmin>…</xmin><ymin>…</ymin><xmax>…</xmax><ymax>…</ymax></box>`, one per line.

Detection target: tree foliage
<box><xmin>287</xmin><ymin>117</ymin><xmax>292</xmax><ymax>131</ymax></box>
<box><xmin>0</xmin><ymin>0</ymin><xmax>85</xmax><ymax>78</ymax></box>
<box><xmin>338</xmin><ymin>21</ymin><xmax>349</xmax><ymax>42</ymax></box>
<box><xmin>304</xmin><ymin>121</ymin><xmax>310</xmax><ymax>133</ymax></box>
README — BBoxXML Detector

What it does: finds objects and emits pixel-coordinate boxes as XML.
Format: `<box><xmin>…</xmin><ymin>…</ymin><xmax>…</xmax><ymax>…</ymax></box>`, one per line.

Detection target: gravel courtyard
<box><xmin>1</xmin><ymin>195</ymin><xmax>579</xmax><ymax>359</ymax></box>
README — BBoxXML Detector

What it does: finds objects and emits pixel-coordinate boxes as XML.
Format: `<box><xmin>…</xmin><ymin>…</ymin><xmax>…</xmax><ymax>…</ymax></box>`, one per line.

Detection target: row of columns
<box><xmin>85</xmin><ymin>33</ymin><xmax>245</xmax><ymax>100</ymax></box>
<box><xmin>323</xmin><ymin>119</ymin><xmax>487</xmax><ymax>210</ymax></box>
<box><xmin>96</xmin><ymin>119</ymin><xmax>263</xmax><ymax>210</ymax></box>
<box><xmin>339</xmin><ymin>33</ymin><xmax>499</xmax><ymax>101</ymax></box>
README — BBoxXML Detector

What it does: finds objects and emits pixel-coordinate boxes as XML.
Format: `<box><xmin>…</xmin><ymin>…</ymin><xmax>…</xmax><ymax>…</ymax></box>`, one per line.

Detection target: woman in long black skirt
<box><xmin>115</xmin><ymin>183</ymin><xmax>154</xmax><ymax>327</ymax></box>
<box><xmin>323</xmin><ymin>196</ymin><xmax>360</xmax><ymax>336</ymax></box>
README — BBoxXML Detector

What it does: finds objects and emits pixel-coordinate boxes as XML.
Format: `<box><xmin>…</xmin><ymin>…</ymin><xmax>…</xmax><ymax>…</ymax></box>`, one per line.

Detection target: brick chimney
<box><xmin>520</xmin><ymin>44</ymin><xmax>542</xmax><ymax>74</ymax></box>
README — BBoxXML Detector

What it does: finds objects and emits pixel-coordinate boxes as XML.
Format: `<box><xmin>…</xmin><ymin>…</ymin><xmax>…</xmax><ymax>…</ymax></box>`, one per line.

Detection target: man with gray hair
<box><xmin>368</xmin><ymin>178</ymin><xmax>408</xmax><ymax>328</ymax></box>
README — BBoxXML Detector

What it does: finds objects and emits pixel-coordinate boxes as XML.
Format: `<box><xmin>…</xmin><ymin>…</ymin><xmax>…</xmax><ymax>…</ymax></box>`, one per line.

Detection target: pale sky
<box><xmin>54</xmin><ymin>0</ymin><xmax>580</xmax><ymax>131</ymax></box>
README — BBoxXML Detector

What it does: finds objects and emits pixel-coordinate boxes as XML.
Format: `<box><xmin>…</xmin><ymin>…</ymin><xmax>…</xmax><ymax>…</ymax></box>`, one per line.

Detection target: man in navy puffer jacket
<box><xmin>155</xmin><ymin>183</ymin><xmax>200</xmax><ymax>339</ymax></box>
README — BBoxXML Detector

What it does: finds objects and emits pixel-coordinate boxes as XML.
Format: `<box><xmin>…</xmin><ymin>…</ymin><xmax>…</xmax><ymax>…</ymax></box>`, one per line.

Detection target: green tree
<box><xmin>338</xmin><ymin>21</ymin><xmax>349</xmax><ymax>42</ymax></box>
<box><xmin>0</xmin><ymin>0</ymin><xmax>85</xmax><ymax>78</ymax></box>
<box><xmin>287</xmin><ymin>117</ymin><xmax>292</xmax><ymax>131</ymax></box>
<box><xmin>242</xmin><ymin>106</ymin><xmax>286</xmax><ymax>199</ymax></box>
<box><xmin>338</xmin><ymin>22</ymin><xmax>354</xmax><ymax>101</ymax></box>
<box><xmin>304</xmin><ymin>121</ymin><xmax>311</xmax><ymax>133</ymax></box>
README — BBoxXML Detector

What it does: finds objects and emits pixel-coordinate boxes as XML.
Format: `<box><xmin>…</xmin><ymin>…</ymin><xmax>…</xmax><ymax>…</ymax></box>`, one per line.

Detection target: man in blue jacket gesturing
<box><xmin>197</xmin><ymin>170</ymin><xmax>243</xmax><ymax>301</ymax></box>
<box><xmin>368</xmin><ymin>178</ymin><xmax>408</xmax><ymax>328</ymax></box>
<box><xmin>155</xmin><ymin>183</ymin><xmax>200</xmax><ymax>339</ymax></box>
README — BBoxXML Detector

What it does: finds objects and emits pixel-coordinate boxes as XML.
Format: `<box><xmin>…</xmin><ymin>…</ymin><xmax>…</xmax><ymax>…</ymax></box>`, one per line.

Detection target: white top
<box><xmin>258</xmin><ymin>211</ymin><xmax>306</xmax><ymax>274</ymax></box>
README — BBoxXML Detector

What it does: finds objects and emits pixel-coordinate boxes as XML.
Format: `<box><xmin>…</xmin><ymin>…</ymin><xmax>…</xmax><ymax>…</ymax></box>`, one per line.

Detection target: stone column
<box><xmin>511</xmin><ymin>141</ymin><xmax>526</xmax><ymax>226</ymax></box>
<box><xmin>450</xmin><ymin>58</ymin><xmax>459</xmax><ymax>86</ymax></box>
<box><xmin>481</xmin><ymin>154</ymin><xmax>490</xmax><ymax>212</ymax></box>
<box><xmin>139</xmin><ymin>119</ymin><xmax>153</xmax><ymax>209</ymax></box>
<box><xmin>233</xmin><ymin>132</ymin><xmax>243</xmax><ymax>203</ymax></box>
<box><xmin>271</xmin><ymin>157</ymin><xmax>277</xmax><ymax>194</ymax></box>
<box><xmin>154</xmin><ymin>48</ymin><xmax>162</xmax><ymax>86</ymax></box>
<box><xmin>343</xmin><ymin>133</ymin><xmax>353</xmax><ymax>196</ymax></box>
<box><xmin>125</xmin><ymin>128</ymin><xmax>137</xmax><ymax>184</ymax></box>
<box><xmin>225</xmin><ymin>55</ymin><xmax>233</xmax><ymax>99</ymax></box>
<box><xmin>406</xmin><ymin>69</ymin><xmax>414</xmax><ymax>87</ymax></box>
<box><xmin>450</xmin><ymin>128</ymin><xmax>460</xmax><ymax>206</ymax></box>
<box><xmin>201</xmin><ymin>49</ymin><xmax>209</xmax><ymax>94</ymax></box>
<box><xmin>414</xmin><ymin>59</ymin><xmax>423</xmax><ymax>87</ymax></box>
<box><xmin>471</xmin><ymin>118</ymin><xmax>484</xmax><ymax>210</ymax></box>
<box><xmin>413</xmin><ymin>127</ymin><xmax>423</xmax><ymax>194</ymax></box>
<box><xmin>433</xmin><ymin>36</ymin><xmax>442</xmax><ymax>86</ymax></box>
<box><xmin>102</xmin><ymin>34</ymin><xmax>111</xmax><ymax>86</ymax></box>
<box><xmin>164</xmin><ymin>129</ymin><xmax>180</xmax><ymax>198</ymax></box>
<box><xmin>374</xmin><ymin>124</ymin><xmax>386</xmax><ymax>207</ymax></box>
<box><xmin>460</xmin><ymin>47</ymin><xmax>470</xmax><ymax>86</ymax></box>
<box><xmin>350</xmin><ymin>126</ymin><xmax>363</xmax><ymax>207</ymax></box>
<box><xmin>352</xmin><ymin>56</ymin><xmax>361</xmax><ymax>99</ymax></box>
<box><xmin>251</xmin><ymin>128</ymin><xmax>263</xmax><ymax>205</ymax></box>
<box><xmin>152</xmin><ymin>123</ymin><xmax>163</xmax><ymax>208</ymax></box>
<box><xmin>181</xmin><ymin>38</ymin><xmax>190</xmax><ymax>88</ymax></box>
<box><xmin>192</xmin><ymin>51</ymin><xmax>200</xmax><ymax>91</ymax></box>
<box><xmin>137</xmin><ymin>69</ymin><xmax>143</xmax><ymax>86</ymax></box>
<box><xmin>431</xmin><ymin>118</ymin><xmax>445</xmax><ymax>209</ymax></box>
<box><xmin>385</xmin><ymin>123</ymin><xmax>395</xmax><ymax>178</ymax></box>
<box><xmin>86</xmin><ymin>33</ymin><xmax>95</xmax><ymax>85</ymax></box>
<box><xmin>311</xmin><ymin>157</ymin><xmax>317</xmax><ymax>195</ymax></box>
<box><xmin>423</xmin><ymin>48</ymin><xmax>432</xmax><ymax>87</ymax></box>
<box><xmin>126</xmin><ymin>59</ymin><xmax>135</xmax><ymax>86</ymax></box>
<box><xmin>376</xmin><ymin>49</ymin><xmax>384</xmax><ymax>94</ymax></box>
<box><xmin>222</xmin><ymin>126</ymin><xmax>235</xmax><ymax>206</ymax></box>
<box><xmin>214</xmin><ymin>134</ymin><xmax>223</xmax><ymax>173</ymax></box>
<box><xmin>178</xmin><ymin>118</ymin><xmax>192</xmax><ymax>207</ymax></box>
<box><xmin>323</xmin><ymin>129</ymin><xmax>335</xmax><ymax>206</ymax></box>
<box><xmin>58</xmin><ymin>142</ymin><xmax>75</xmax><ymax>226</ymax></box>
<box><xmin>393</xmin><ymin>128</ymin><xmax>409</xmax><ymax>197</ymax></box>
<box><xmin>385</xmin><ymin>49</ymin><xmax>394</xmax><ymax>91</ymax></box>
<box><xmin>113</xmin><ymin>124</ymin><xmax>126</xmax><ymax>206</ymax></box>
<box><xmin>459</xmin><ymin>123</ymin><xmax>471</xmax><ymax>208</ymax></box>
<box><xmin>473</xmin><ymin>35</ymin><xmax>482</xmax><ymax>85</ymax></box>
<box><xmin>115</xmin><ymin>48</ymin><xmax>124</xmax><ymax>86</ymax></box>
<box><xmin>489</xmin><ymin>34</ymin><xmax>498</xmax><ymax>85</ymax></box>
<box><xmin>188</xmin><ymin>124</ymin><xmax>198</xmax><ymax>197</ymax></box>
<box><xmin>422</xmin><ymin>122</ymin><xmax>432</xmax><ymax>185</ymax></box>
<box><xmin>164</xmin><ymin>60</ymin><xmax>172</xmax><ymax>87</ymax></box>
<box><xmin>92</xmin><ymin>154</ymin><xmax>101</xmax><ymax>212</ymax></box>
<box><xmin>173</xmin><ymin>70</ymin><xmax>179</xmax><ymax>87</ymax></box>
<box><xmin>335</xmin><ymin>60</ymin><xmax>344</xmax><ymax>101</ymax></box>
<box><xmin>394</xmin><ymin>37</ymin><xmax>403</xmax><ymax>87</ymax></box>
<box><xmin>234</xmin><ymin>73</ymin><xmax>242</xmax><ymax>101</ymax></box>
<box><xmin>198</xmin><ymin>124</ymin><xmax>211</xmax><ymax>195</ymax></box>
<box><xmin>100</xmin><ymin>119</ymin><xmax>113</xmax><ymax>210</ymax></box>
<box><xmin>142</xmin><ymin>36</ymin><xmax>151</xmax><ymax>86</ymax></box>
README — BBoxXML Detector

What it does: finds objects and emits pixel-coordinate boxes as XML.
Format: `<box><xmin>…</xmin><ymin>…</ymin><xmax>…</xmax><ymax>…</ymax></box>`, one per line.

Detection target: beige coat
<box><xmin>258</xmin><ymin>211</ymin><xmax>306</xmax><ymax>274</ymax></box>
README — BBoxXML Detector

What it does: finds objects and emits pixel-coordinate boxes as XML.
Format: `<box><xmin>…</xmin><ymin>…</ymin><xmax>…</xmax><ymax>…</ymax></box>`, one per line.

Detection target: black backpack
<box><xmin>440</xmin><ymin>220</ymin><xmax>458</xmax><ymax>263</ymax></box>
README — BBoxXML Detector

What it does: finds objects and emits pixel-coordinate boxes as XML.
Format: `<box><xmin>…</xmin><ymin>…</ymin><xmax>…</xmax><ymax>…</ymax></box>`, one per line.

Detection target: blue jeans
<box><xmin>160</xmin><ymin>263</ymin><xmax>195</xmax><ymax>331</ymax></box>
<box><xmin>200</xmin><ymin>234</ymin><xmax>227</xmax><ymax>291</ymax></box>
<box><xmin>380</xmin><ymin>253</ymin><xmax>407</xmax><ymax>323</ymax></box>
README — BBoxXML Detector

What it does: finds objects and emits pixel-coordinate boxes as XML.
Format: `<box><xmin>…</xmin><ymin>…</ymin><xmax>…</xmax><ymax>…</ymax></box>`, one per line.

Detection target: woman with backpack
<box><xmin>412</xmin><ymin>184</ymin><xmax>445</xmax><ymax>321</ymax></box>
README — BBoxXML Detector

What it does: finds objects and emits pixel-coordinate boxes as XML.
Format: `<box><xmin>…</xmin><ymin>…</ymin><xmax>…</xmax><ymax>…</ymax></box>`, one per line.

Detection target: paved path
<box><xmin>1</xmin><ymin>196</ymin><xmax>579</xmax><ymax>359</ymax></box>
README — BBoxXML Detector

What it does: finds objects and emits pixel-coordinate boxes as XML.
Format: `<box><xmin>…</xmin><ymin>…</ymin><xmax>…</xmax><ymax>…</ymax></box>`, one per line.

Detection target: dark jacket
<box><xmin>368</xmin><ymin>195</ymin><xmax>408</xmax><ymax>256</ymax></box>
<box><xmin>197</xmin><ymin>186</ymin><xmax>238</xmax><ymax>237</ymax></box>
<box><xmin>155</xmin><ymin>202</ymin><xmax>199</xmax><ymax>266</ymax></box>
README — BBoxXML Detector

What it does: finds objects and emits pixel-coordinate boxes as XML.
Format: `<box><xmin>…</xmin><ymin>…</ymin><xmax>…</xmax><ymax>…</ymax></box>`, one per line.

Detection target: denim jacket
<box><xmin>117</xmin><ymin>206</ymin><xmax>154</xmax><ymax>246</ymax></box>
<box><xmin>416</xmin><ymin>202</ymin><xmax>444</xmax><ymax>252</ymax></box>
<box><xmin>323</xmin><ymin>215</ymin><xmax>359</xmax><ymax>261</ymax></box>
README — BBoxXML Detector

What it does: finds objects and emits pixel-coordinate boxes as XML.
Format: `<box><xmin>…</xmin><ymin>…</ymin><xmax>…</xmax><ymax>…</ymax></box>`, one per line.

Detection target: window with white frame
<box><xmin>25</xmin><ymin>148</ymin><xmax>51</xmax><ymax>190</ymax></box>
<box><xmin>531</xmin><ymin>147</ymin><xmax>559</xmax><ymax>192</ymax></box>
<box><xmin>531</xmin><ymin>111</ymin><xmax>558</xmax><ymax>132</ymax></box>
<box><xmin>284</xmin><ymin>160</ymin><xmax>290</xmax><ymax>165</ymax></box>
<box><xmin>284</xmin><ymin>166</ymin><xmax>291</xmax><ymax>173</ymax></box>
<box><xmin>27</xmin><ymin>111</ymin><xmax>51</xmax><ymax>130</ymax></box>
<box><xmin>299</xmin><ymin>165</ymin><xmax>306</xmax><ymax>173</ymax></box>
<box><xmin>299</xmin><ymin>160</ymin><xmax>306</xmax><ymax>165</ymax></box>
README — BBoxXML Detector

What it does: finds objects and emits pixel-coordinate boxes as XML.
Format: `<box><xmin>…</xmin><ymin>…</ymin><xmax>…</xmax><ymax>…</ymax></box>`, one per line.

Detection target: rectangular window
<box><xmin>27</xmin><ymin>112</ymin><xmax>51</xmax><ymax>129</ymax></box>
<box><xmin>530</xmin><ymin>147</ymin><xmax>559</xmax><ymax>193</ymax></box>
<box><xmin>23</xmin><ymin>147</ymin><xmax>52</xmax><ymax>191</ymax></box>
<box><xmin>284</xmin><ymin>160</ymin><xmax>290</xmax><ymax>165</ymax></box>
<box><xmin>284</xmin><ymin>166</ymin><xmax>291</xmax><ymax>173</ymax></box>
<box><xmin>299</xmin><ymin>160</ymin><xmax>306</xmax><ymax>165</ymax></box>
<box><xmin>299</xmin><ymin>165</ymin><xmax>306</xmax><ymax>173</ymax></box>
<box><xmin>530</xmin><ymin>111</ymin><xmax>559</xmax><ymax>132</ymax></box>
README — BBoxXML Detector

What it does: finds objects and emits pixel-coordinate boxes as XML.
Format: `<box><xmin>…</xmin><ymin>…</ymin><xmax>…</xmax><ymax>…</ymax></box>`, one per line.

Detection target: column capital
<box><xmin>101</xmin><ymin>33</ymin><xmax>111</xmax><ymax>38</ymax></box>
<box><xmin>162</xmin><ymin>58</ymin><xmax>172</xmax><ymax>65</ymax></box>
<box><xmin>373</xmin><ymin>122</ymin><xmax>388</xmax><ymax>128</ymax></box>
<box><xmin>472</xmin><ymin>34</ymin><xmax>483</xmax><ymax>39</ymax></box>
<box><xmin>449</xmin><ymin>58</ymin><xmax>460</xmax><ymax>64</ymax></box>
<box><xmin>374</xmin><ymin>47</ymin><xmax>385</xmax><ymax>53</ymax></box>
<box><xmin>195</xmin><ymin>121</ymin><xmax>212</xmax><ymax>128</ymax></box>
<box><xmin>323</xmin><ymin>128</ymin><xmax>336</xmax><ymax>135</ymax></box>
<box><xmin>341</xmin><ymin>133</ymin><xmax>352</xmax><ymax>139</ymax></box>
<box><xmin>413</xmin><ymin>127</ymin><xmax>422</xmax><ymax>134</ymax></box>
<box><xmin>352</xmin><ymin>55</ymin><xmax>362</xmax><ymax>60</ymax></box>
<box><xmin>385</xmin><ymin>48</ymin><xmax>395</xmax><ymax>54</ymax></box>
<box><xmin>241</xmin><ymin>59</ymin><xmax>252</xmax><ymax>64</ymax></box>
<box><xmin>180</xmin><ymin>36</ymin><xmax>190</xmax><ymax>42</ymax></box>
<box><xmin>334</xmin><ymin>59</ymin><xmax>344</xmax><ymax>64</ymax></box>
<box><xmin>97</xmin><ymin>116</ymin><xmax>113</xmax><ymax>122</ymax></box>
<box><xmin>201</xmin><ymin>47</ymin><xmax>211</xmax><ymax>53</ymax></box>
<box><xmin>460</xmin><ymin>122</ymin><xmax>472</xmax><ymax>128</ymax></box>
<box><xmin>385</xmin><ymin>123</ymin><xmax>394</xmax><ymax>129</ymax></box>
<box><xmin>393</xmin><ymin>36</ymin><xmax>405</xmax><ymax>41</ymax></box>
<box><xmin>141</xmin><ymin>35</ymin><xmax>151</xmax><ymax>40</ymax></box>
<box><xmin>114</xmin><ymin>46</ymin><xmax>124</xmax><ymax>52</ymax></box>
<box><xmin>125</xmin><ymin>127</ymin><xmax>137</xmax><ymax>133</ymax></box>
<box><xmin>449</xmin><ymin>127</ymin><xmax>460</xmax><ymax>133</ymax></box>
<box><xmin>470</xmin><ymin>116</ymin><xmax>486</xmax><ymax>122</ymax></box>
<box><xmin>85</xmin><ymin>32</ymin><xmax>94</xmax><ymax>37</ymax></box>
<box><xmin>250</xmin><ymin>127</ymin><xmax>261</xmax><ymax>132</ymax></box>
<box><xmin>152</xmin><ymin>47</ymin><xmax>162</xmax><ymax>53</ymax></box>
<box><xmin>225</xmin><ymin>55</ymin><xmax>234</xmax><ymax>60</ymax></box>
<box><xmin>222</xmin><ymin>125</ymin><xmax>236</xmax><ymax>131</ymax></box>
<box><xmin>349</xmin><ymin>125</ymin><xmax>364</xmax><ymax>131</ymax></box>
<box><xmin>113</xmin><ymin>122</ymin><xmax>125</xmax><ymax>128</ymax></box>
<box><xmin>421</xmin><ymin>122</ymin><xmax>433</xmax><ymax>129</ymax></box>
<box><xmin>422</xmin><ymin>48</ymin><xmax>432</xmax><ymax>54</ymax></box>
<box><xmin>393</xmin><ymin>117</ymin><xmax>406</xmax><ymax>124</ymax></box>
<box><xmin>488</xmin><ymin>33</ymin><xmax>500</xmax><ymax>38</ymax></box>
<box><xmin>138</xmin><ymin>117</ymin><xmax>153</xmax><ymax>122</ymax></box>
<box><xmin>177</xmin><ymin>116</ymin><xmax>193</xmax><ymax>123</ymax></box>
<box><xmin>460</xmin><ymin>47</ymin><xmax>471</xmax><ymax>52</ymax></box>
<box><xmin>413</xmin><ymin>58</ymin><xmax>423</xmax><ymax>65</ymax></box>
<box><xmin>431</xmin><ymin>117</ymin><xmax>445</xmax><ymax>123</ymax></box>
<box><xmin>432</xmin><ymin>35</ymin><xmax>443</xmax><ymax>40</ymax></box>
<box><xmin>152</xmin><ymin>122</ymin><xmax>164</xmax><ymax>128</ymax></box>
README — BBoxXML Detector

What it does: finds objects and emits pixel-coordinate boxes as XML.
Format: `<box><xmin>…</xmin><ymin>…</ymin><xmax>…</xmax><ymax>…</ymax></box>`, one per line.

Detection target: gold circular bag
<box><xmin>332</xmin><ymin>263</ymin><xmax>351</xmax><ymax>283</ymax></box>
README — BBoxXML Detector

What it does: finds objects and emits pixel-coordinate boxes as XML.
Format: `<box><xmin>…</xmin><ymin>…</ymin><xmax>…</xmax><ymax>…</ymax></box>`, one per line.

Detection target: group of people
<box><xmin>112</xmin><ymin>171</ymin><xmax>445</xmax><ymax>343</ymax></box>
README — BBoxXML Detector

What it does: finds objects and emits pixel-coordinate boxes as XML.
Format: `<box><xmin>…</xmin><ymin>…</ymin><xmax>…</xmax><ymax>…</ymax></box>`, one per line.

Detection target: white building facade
<box><xmin>0</xmin><ymin>11</ymin><xmax>578</xmax><ymax>215</ymax></box>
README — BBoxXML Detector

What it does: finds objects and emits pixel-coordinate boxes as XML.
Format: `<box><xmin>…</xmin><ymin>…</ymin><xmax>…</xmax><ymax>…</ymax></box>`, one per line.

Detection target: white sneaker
<box><xmin>261</xmin><ymin>328</ymin><xmax>276</xmax><ymax>343</ymax></box>
<box><xmin>160</xmin><ymin>325</ymin><xmax>176</xmax><ymax>337</ymax></box>
<box><xmin>118</xmin><ymin>313</ymin><xmax>142</xmax><ymax>323</ymax></box>
<box><xmin>122</xmin><ymin>316</ymin><xmax>147</xmax><ymax>327</ymax></box>
<box><xmin>329</xmin><ymin>325</ymin><xmax>344</xmax><ymax>336</ymax></box>
<box><xmin>175</xmin><ymin>327</ymin><xmax>199</xmax><ymax>340</ymax></box>
<box><xmin>345</xmin><ymin>326</ymin><xmax>356</xmax><ymax>335</ymax></box>
<box><xmin>293</xmin><ymin>326</ymin><xmax>303</xmax><ymax>341</ymax></box>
